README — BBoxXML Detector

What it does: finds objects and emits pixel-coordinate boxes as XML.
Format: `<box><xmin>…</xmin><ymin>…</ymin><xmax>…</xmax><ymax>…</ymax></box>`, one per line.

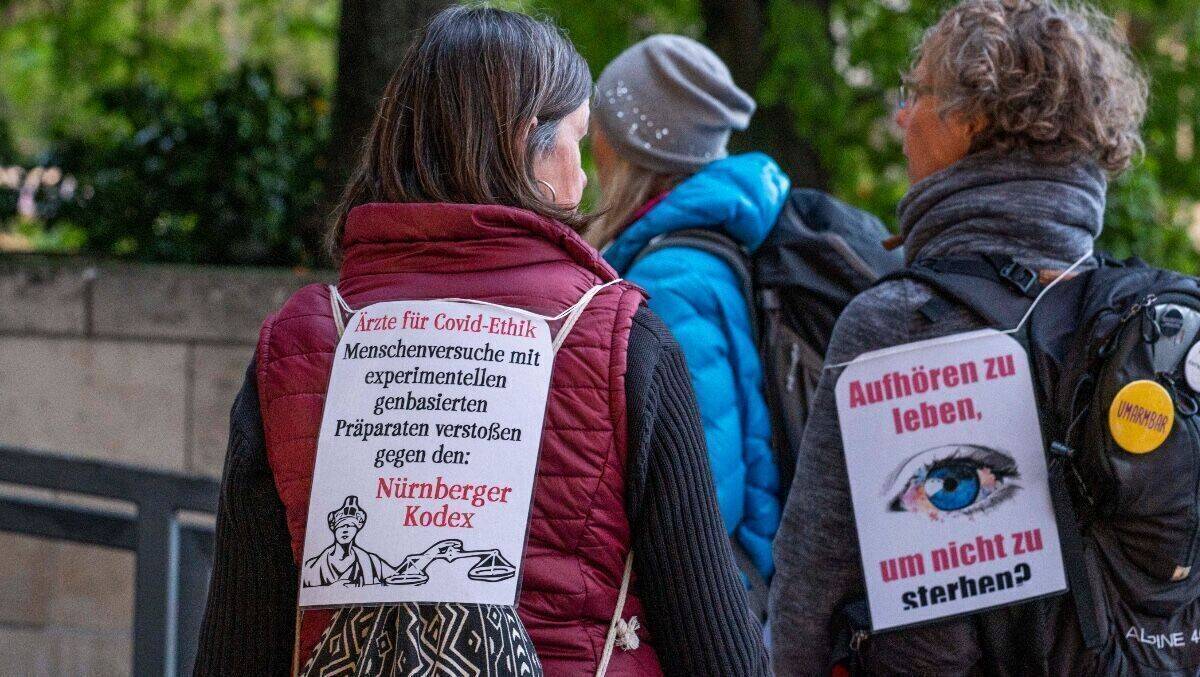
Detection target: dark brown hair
<box><xmin>910</xmin><ymin>0</ymin><xmax>1147</xmax><ymax>173</ymax></box>
<box><xmin>327</xmin><ymin>5</ymin><xmax>592</xmax><ymax>260</ymax></box>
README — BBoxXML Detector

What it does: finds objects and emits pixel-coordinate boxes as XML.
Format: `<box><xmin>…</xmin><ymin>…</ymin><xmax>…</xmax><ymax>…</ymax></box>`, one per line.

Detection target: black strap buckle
<box><xmin>1049</xmin><ymin>441</ymin><xmax>1075</xmax><ymax>459</ymax></box>
<box><xmin>999</xmin><ymin>261</ymin><xmax>1038</xmax><ymax>295</ymax></box>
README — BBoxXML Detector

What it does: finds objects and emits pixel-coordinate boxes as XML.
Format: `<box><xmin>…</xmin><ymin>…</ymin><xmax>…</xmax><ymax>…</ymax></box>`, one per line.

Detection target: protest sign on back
<box><xmin>836</xmin><ymin>329</ymin><xmax>1066</xmax><ymax>631</ymax></box>
<box><xmin>299</xmin><ymin>299</ymin><xmax>553</xmax><ymax>608</ymax></box>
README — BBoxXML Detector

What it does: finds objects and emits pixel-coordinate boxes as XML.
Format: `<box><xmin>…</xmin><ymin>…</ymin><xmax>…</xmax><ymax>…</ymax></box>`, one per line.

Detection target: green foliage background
<box><xmin>529</xmin><ymin>0</ymin><xmax>1200</xmax><ymax>273</ymax></box>
<box><xmin>1</xmin><ymin>0</ymin><xmax>1197</xmax><ymax>270</ymax></box>
<box><xmin>0</xmin><ymin>0</ymin><xmax>334</xmax><ymax>264</ymax></box>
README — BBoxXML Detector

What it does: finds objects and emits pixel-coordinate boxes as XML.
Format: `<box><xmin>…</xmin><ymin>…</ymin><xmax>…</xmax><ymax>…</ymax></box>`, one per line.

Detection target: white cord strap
<box><xmin>596</xmin><ymin>552</ymin><xmax>639</xmax><ymax>677</ymax></box>
<box><xmin>551</xmin><ymin>282</ymin><xmax>614</xmax><ymax>352</ymax></box>
<box><xmin>328</xmin><ymin>287</ymin><xmax>347</xmax><ymax>337</ymax></box>
<box><xmin>822</xmin><ymin>250</ymin><xmax>1093</xmax><ymax>371</ymax></box>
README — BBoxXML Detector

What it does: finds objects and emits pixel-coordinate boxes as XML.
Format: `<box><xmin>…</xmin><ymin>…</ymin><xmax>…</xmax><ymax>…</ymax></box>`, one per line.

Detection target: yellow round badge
<box><xmin>1109</xmin><ymin>379</ymin><xmax>1175</xmax><ymax>454</ymax></box>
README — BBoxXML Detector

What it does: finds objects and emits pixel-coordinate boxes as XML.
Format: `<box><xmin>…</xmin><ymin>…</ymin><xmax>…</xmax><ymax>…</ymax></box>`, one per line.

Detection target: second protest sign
<box><xmin>836</xmin><ymin>329</ymin><xmax>1066</xmax><ymax>631</ymax></box>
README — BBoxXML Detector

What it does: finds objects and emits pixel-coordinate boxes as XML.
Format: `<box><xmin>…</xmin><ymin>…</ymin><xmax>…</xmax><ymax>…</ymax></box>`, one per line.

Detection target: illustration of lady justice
<box><xmin>302</xmin><ymin>495</ymin><xmax>518</xmax><ymax>588</ymax></box>
<box><xmin>302</xmin><ymin>496</ymin><xmax>400</xmax><ymax>587</ymax></box>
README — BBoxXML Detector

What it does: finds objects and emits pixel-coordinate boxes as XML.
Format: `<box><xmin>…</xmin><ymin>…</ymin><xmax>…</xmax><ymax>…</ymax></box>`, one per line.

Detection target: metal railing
<box><xmin>0</xmin><ymin>445</ymin><xmax>219</xmax><ymax>676</ymax></box>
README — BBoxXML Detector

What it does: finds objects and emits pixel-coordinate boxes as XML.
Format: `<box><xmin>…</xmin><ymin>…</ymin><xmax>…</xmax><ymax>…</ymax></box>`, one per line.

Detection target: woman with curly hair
<box><xmin>770</xmin><ymin>0</ymin><xmax>1146</xmax><ymax>673</ymax></box>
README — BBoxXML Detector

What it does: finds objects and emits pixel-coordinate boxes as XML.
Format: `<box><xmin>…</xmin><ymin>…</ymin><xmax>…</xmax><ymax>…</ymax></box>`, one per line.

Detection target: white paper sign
<box><xmin>299</xmin><ymin>299</ymin><xmax>553</xmax><ymax>608</ymax></box>
<box><xmin>835</xmin><ymin>329</ymin><xmax>1066</xmax><ymax>631</ymax></box>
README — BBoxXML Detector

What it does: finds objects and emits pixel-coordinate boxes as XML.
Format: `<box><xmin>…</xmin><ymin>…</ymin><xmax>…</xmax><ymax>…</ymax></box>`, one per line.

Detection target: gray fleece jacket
<box><xmin>769</xmin><ymin>149</ymin><xmax>1106</xmax><ymax>675</ymax></box>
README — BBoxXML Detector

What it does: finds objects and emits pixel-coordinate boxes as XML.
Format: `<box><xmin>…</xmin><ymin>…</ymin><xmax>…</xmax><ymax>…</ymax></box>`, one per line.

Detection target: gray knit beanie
<box><xmin>594</xmin><ymin>35</ymin><xmax>755</xmax><ymax>174</ymax></box>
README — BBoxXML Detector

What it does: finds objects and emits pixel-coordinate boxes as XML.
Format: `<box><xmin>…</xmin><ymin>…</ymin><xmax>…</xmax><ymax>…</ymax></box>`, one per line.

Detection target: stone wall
<box><xmin>0</xmin><ymin>255</ymin><xmax>329</xmax><ymax>675</ymax></box>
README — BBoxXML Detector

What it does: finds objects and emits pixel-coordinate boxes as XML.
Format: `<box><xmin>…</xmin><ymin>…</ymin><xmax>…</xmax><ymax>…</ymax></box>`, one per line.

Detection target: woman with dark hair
<box><xmin>195</xmin><ymin>6</ymin><xmax>767</xmax><ymax>677</ymax></box>
<box><xmin>771</xmin><ymin>0</ymin><xmax>1146</xmax><ymax>674</ymax></box>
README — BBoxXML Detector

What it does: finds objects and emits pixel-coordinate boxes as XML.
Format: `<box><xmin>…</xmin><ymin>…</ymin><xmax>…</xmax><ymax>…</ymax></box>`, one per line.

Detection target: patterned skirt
<box><xmin>301</xmin><ymin>604</ymin><xmax>542</xmax><ymax>677</ymax></box>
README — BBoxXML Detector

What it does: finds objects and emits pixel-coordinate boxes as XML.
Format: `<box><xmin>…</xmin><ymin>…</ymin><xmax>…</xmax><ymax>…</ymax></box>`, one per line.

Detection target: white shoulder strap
<box><xmin>596</xmin><ymin>552</ymin><xmax>639</xmax><ymax>676</ymax></box>
<box><xmin>328</xmin><ymin>286</ymin><xmax>348</xmax><ymax>337</ymax></box>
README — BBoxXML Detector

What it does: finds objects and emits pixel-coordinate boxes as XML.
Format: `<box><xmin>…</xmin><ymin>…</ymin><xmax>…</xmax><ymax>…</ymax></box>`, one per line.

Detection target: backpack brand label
<box><xmin>836</xmin><ymin>329</ymin><xmax>1067</xmax><ymax>631</ymax></box>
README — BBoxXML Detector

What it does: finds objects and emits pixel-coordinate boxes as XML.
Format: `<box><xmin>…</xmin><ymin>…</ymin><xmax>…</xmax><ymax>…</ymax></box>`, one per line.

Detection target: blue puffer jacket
<box><xmin>604</xmin><ymin>153</ymin><xmax>789</xmax><ymax>581</ymax></box>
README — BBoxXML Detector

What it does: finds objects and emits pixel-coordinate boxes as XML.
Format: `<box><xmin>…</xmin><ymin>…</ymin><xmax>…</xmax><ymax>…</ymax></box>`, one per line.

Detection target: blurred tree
<box><xmin>0</xmin><ymin>0</ymin><xmax>335</xmax><ymax>262</ymax></box>
<box><xmin>0</xmin><ymin>0</ymin><xmax>1196</xmax><ymax>272</ymax></box>
<box><xmin>698</xmin><ymin>0</ymin><xmax>830</xmax><ymax>190</ymax></box>
<box><xmin>540</xmin><ymin>0</ymin><xmax>1200</xmax><ymax>273</ymax></box>
<box><xmin>0</xmin><ymin>118</ymin><xmax>14</xmax><ymax>163</ymax></box>
<box><xmin>319</xmin><ymin>0</ymin><xmax>452</xmax><ymax>256</ymax></box>
<box><xmin>328</xmin><ymin>0</ymin><xmax>452</xmax><ymax>195</ymax></box>
<box><xmin>43</xmin><ymin>66</ymin><xmax>329</xmax><ymax>264</ymax></box>
<box><xmin>0</xmin><ymin>0</ymin><xmax>335</xmax><ymax>153</ymax></box>
<box><xmin>1100</xmin><ymin>4</ymin><xmax>1200</xmax><ymax>273</ymax></box>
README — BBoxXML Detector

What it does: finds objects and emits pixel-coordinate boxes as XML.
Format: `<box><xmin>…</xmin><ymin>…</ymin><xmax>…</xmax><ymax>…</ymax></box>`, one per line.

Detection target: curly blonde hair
<box><xmin>910</xmin><ymin>0</ymin><xmax>1148</xmax><ymax>173</ymax></box>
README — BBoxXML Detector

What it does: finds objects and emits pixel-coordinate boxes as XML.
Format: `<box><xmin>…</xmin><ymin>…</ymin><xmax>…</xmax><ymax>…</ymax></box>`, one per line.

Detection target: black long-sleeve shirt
<box><xmin>194</xmin><ymin>306</ymin><xmax>768</xmax><ymax>676</ymax></box>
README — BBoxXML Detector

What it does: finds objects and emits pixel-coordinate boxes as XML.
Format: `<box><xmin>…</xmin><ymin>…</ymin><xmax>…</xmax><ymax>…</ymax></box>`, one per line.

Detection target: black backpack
<box><xmin>632</xmin><ymin>188</ymin><xmax>903</xmax><ymax>617</ymax></box>
<box><xmin>634</xmin><ymin>188</ymin><xmax>903</xmax><ymax>494</ymax></box>
<box><xmin>866</xmin><ymin>254</ymin><xmax>1200</xmax><ymax>674</ymax></box>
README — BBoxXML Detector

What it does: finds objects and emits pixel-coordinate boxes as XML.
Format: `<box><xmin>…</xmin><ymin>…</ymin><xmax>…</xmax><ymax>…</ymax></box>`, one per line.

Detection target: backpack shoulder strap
<box><xmin>1048</xmin><ymin>445</ymin><xmax>1105</xmax><ymax>650</ymax></box>
<box><xmin>631</xmin><ymin>229</ymin><xmax>751</xmax><ymax>291</ymax></box>
<box><xmin>876</xmin><ymin>254</ymin><xmax>1039</xmax><ymax>329</ymax></box>
<box><xmin>630</xmin><ymin>229</ymin><xmax>758</xmax><ymax>335</ymax></box>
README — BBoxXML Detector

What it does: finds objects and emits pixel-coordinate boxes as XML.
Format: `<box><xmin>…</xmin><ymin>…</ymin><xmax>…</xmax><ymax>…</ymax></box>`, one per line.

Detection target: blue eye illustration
<box><xmin>923</xmin><ymin>461</ymin><xmax>981</xmax><ymax>511</ymax></box>
<box><xmin>886</xmin><ymin>445</ymin><xmax>1020</xmax><ymax>520</ymax></box>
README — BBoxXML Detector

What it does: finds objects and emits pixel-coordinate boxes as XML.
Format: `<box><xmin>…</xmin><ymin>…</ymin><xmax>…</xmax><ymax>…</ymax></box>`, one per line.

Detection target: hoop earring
<box><xmin>537</xmin><ymin>179</ymin><xmax>557</xmax><ymax>203</ymax></box>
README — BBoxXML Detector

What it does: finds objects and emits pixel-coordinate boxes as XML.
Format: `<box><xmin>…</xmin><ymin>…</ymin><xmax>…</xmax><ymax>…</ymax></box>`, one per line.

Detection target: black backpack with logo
<box><xmin>859</xmin><ymin>254</ymin><xmax>1200</xmax><ymax>674</ymax></box>
<box><xmin>632</xmin><ymin>188</ymin><xmax>903</xmax><ymax>617</ymax></box>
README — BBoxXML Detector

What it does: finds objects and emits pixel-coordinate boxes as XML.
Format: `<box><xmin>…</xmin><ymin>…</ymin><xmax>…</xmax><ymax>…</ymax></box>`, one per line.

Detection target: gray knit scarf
<box><xmin>897</xmin><ymin>149</ymin><xmax>1107</xmax><ymax>267</ymax></box>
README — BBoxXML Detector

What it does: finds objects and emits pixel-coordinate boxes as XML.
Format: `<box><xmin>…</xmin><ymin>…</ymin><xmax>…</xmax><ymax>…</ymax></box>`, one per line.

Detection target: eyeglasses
<box><xmin>898</xmin><ymin>82</ymin><xmax>933</xmax><ymax>110</ymax></box>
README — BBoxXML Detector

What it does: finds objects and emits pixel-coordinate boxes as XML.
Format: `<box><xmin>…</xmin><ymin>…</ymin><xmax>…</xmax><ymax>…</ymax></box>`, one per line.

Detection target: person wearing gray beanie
<box><xmin>593</xmin><ymin>34</ymin><xmax>756</xmax><ymax>175</ymax></box>
<box><xmin>590</xmin><ymin>34</ymin><xmax>791</xmax><ymax>635</ymax></box>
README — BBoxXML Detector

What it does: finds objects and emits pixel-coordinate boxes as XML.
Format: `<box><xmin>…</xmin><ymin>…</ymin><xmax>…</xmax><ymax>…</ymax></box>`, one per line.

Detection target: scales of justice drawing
<box><xmin>301</xmin><ymin>496</ymin><xmax>517</xmax><ymax>589</ymax></box>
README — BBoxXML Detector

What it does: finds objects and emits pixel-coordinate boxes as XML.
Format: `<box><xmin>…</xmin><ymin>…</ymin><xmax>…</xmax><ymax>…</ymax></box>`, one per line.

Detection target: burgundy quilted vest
<box><xmin>255</xmin><ymin>203</ymin><xmax>662</xmax><ymax>675</ymax></box>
